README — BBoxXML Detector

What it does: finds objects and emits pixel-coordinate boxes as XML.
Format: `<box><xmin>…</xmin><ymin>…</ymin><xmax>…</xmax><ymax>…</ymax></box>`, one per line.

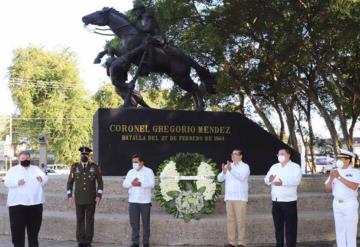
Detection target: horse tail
<box><xmin>187</xmin><ymin>57</ymin><xmax>217</xmax><ymax>94</ymax></box>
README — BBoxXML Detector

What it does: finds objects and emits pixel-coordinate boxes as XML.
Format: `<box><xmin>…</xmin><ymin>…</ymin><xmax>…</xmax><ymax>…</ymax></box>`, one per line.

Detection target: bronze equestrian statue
<box><xmin>82</xmin><ymin>4</ymin><xmax>216</xmax><ymax>111</ymax></box>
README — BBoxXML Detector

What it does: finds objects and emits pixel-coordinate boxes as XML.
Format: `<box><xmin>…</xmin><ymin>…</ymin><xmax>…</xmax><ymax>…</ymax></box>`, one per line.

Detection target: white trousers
<box><xmin>333</xmin><ymin>199</ymin><xmax>359</xmax><ymax>247</ymax></box>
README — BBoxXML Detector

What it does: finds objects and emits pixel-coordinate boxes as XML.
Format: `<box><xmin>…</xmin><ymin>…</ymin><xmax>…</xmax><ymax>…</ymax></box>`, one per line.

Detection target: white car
<box><xmin>46</xmin><ymin>164</ymin><xmax>69</xmax><ymax>175</ymax></box>
<box><xmin>0</xmin><ymin>170</ymin><xmax>6</xmax><ymax>181</ymax></box>
<box><xmin>315</xmin><ymin>156</ymin><xmax>334</xmax><ymax>174</ymax></box>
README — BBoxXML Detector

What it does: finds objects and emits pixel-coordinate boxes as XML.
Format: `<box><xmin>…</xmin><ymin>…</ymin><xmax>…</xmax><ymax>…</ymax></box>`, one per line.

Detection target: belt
<box><xmin>334</xmin><ymin>198</ymin><xmax>357</xmax><ymax>203</ymax></box>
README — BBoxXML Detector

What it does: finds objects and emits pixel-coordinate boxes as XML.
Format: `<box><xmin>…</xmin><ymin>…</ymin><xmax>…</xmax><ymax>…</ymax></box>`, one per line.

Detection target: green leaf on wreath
<box><xmin>194</xmin><ymin>213</ymin><xmax>202</xmax><ymax>220</ymax></box>
<box><xmin>185</xmin><ymin>182</ymin><xmax>194</xmax><ymax>192</ymax></box>
<box><xmin>197</xmin><ymin>186</ymin><xmax>206</xmax><ymax>194</ymax></box>
<box><xmin>166</xmin><ymin>191</ymin><xmax>180</xmax><ymax>198</ymax></box>
<box><xmin>183</xmin><ymin>214</ymin><xmax>192</xmax><ymax>223</ymax></box>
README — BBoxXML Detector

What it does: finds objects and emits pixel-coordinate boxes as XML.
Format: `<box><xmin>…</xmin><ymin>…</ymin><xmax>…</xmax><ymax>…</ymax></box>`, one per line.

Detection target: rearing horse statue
<box><xmin>82</xmin><ymin>7</ymin><xmax>216</xmax><ymax>111</ymax></box>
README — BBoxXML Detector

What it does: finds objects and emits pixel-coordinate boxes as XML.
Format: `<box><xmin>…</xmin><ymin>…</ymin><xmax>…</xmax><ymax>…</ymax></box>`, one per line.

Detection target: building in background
<box><xmin>353</xmin><ymin>137</ymin><xmax>360</xmax><ymax>156</ymax></box>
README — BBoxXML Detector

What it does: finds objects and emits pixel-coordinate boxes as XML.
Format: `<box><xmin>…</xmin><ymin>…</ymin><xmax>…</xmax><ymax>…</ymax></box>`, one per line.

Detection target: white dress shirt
<box><xmin>264</xmin><ymin>161</ymin><xmax>302</xmax><ymax>202</ymax></box>
<box><xmin>328</xmin><ymin>167</ymin><xmax>360</xmax><ymax>201</ymax></box>
<box><xmin>217</xmin><ymin>161</ymin><xmax>250</xmax><ymax>202</ymax></box>
<box><xmin>4</xmin><ymin>164</ymin><xmax>48</xmax><ymax>207</ymax></box>
<box><xmin>123</xmin><ymin>166</ymin><xmax>155</xmax><ymax>204</ymax></box>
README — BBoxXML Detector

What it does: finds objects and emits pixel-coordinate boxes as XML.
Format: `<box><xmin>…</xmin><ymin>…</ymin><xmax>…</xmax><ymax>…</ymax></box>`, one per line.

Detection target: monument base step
<box><xmin>0</xmin><ymin>207</ymin><xmax>341</xmax><ymax>245</ymax></box>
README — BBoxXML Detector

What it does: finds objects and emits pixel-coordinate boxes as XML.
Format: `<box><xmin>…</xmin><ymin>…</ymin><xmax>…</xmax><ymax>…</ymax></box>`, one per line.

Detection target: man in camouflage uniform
<box><xmin>67</xmin><ymin>146</ymin><xmax>103</xmax><ymax>247</ymax></box>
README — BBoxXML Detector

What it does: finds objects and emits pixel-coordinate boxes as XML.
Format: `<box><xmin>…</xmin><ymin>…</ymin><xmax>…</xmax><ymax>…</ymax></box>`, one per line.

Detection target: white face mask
<box><xmin>335</xmin><ymin>160</ymin><xmax>344</xmax><ymax>169</ymax></box>
<box><xmin>132</xmin><ymin>163</ymin><xmax>139</xmax><ymax>170</ymax></box>
<box><xmin>278</xmin><ymin>155</ymin><xmax>286</xmax><ymax>163</ymax></box>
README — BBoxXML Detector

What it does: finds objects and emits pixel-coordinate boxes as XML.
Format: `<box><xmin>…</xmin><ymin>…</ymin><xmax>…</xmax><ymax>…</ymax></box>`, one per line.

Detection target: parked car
<box><xmin>46</xmin><ymin>164</ymin><xmax>69</xmax><ymax>175</ymax></box>
<box><xmin>0</xmin><ymin>170</ymin><xmax>6</xmax><ymax>181</ymax></box>
<box><xmin>315</xmin><ymin>156</ymin><xmax>334</xmax><ymax>174</ymax></box>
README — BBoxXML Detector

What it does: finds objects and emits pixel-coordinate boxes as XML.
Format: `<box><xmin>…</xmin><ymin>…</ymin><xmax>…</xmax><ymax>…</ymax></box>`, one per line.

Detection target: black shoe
<box><xmin>144</xmin><ymin>244</ymin><xmax>149</xmax><ymax>247</ymax></box>
<box><xmin>130</xmin><ymin>244</ymin><xmax>139</xmax><ymax>247</ymax></box>
<box><xmin>78</xmin><ymin>243</ymin><xmax>85</xmax><ymax>247</ymax></box>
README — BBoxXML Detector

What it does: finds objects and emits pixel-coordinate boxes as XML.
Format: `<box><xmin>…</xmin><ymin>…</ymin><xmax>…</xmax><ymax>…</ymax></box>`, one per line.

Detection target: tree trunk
<box><xmin>238</xmin><ymin>92</ymin><xmax>245</xmax><ymax>115</ymax></box>
<box><xmin>242</xmin><ymin>85</ymin><xmax>277</xmax><ymax>136</ymax></box>
<box><xmin>274</xmin><ymin>102</ymin><xmax>285</xmax><ymax>141</ymax></box>
<box><xmin>295</xmin><ymin>80</ymin><xmax>340</xmax><ymax>154</ymax></box>
<box><xmin>325</xmin><ymin>81</ymin><xmax>351</xmax><ymax>149</ymax></box>
<box><xmin>297</xmin><ymin>98</ymin><xmax>316</xmax><ymax>174</ymax></box>
<box><xmin>294</xmin><ymin>113</ymin><xmax>309</xmax><ymax>173</ymax></box>
<box><xmin>306</xmin><ymin>99</ymin><xmax>316</xmax><ymax>174</ymax></box>
<box><xmin>279</xmin><ymin>97</ymin><xmax>299</xmax><ymax>152</ymax></box>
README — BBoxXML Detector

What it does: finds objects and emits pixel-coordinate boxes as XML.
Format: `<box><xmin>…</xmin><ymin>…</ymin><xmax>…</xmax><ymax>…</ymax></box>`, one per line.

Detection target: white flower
<box><xmin>175</xmin><ymin>191</ymin><xmax>204</xmax><ymax>215</ymax></box>
<box><xmin>159</xmin><ymin>161</ymin><xmax>180</xmax><ymax>201</ymax></box>
<box><xmin>196</xmin><ymin>162</ymin><xmax>216</xmax><ymax>200</ymax></box>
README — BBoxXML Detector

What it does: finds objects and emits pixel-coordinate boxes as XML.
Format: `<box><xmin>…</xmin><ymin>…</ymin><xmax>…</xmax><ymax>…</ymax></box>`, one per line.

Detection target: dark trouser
<box><xmin>9</xmin><ymin>204</ymin><xmax>43</xmax><ymax>247</ymax></box>
<box><xmin>272</xmin><ymin>201</ymin><xmax>298</xmax><ymax>247</ymax></box>
<box><xmin>129</xmin><ymin>203</ymin><xmax>151</xmax><ymax>245</ymax></box>
<box><xmin>76</xmin><ymin>203</ymin><xmax>96</xmax><ymax>244</ymax></box>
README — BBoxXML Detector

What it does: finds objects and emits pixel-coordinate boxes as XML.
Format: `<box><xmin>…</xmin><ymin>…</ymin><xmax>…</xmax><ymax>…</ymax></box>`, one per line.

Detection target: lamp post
<box><xmin>38</xmin><ymin>134</ymin><xmax>47</xmax><ymax>174</ymax></box>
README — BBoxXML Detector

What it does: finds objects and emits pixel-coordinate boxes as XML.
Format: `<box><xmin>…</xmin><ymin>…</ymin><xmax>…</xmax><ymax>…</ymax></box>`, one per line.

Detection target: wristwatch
<box><xmin>337</xmin><ymin>176</ymin><xmax>342</xmax><ymax>180</ymax></box>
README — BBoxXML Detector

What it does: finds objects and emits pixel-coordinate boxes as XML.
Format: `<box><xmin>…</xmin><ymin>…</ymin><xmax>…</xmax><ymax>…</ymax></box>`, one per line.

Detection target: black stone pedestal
<box><xmin>93</xmin><ymin>108</ymin><xmax>300</xmax><ymax>175</ymax></box>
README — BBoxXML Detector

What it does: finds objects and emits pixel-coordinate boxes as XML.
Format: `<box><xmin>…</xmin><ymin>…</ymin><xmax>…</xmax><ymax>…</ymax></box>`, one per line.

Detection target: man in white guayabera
<box><xmin>325</xmin><ymin>148</ymin><xmax>360</xmax><ymax>247</ymax></box>
<box><xmin>4</xmin><ymin>150</ymin><xmax>48</xmax><ymax>247</ymax></box>
<box><xmin>264</xmin><ymin>147</ymin><xmax>302</xmax><ymax>247</ymax></box>
<box><xmin>217</xmin><ymin>149</ymin><xmax>250</xmax><ymax>247</ymax></box>
<box><xmin>123</xmin><ymin>154</ymin><xmax>155</xmax><ymax>247</ymax></box>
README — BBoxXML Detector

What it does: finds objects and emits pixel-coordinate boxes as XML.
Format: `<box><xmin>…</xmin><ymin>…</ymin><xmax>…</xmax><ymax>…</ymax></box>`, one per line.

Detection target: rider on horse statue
<box><xmin>83</xmin><ymin>3</ymin><xmax>216</xmax><ymax>110</ymax></box>
<box><xmin>131</xmin><ymin>2</ymin><xmax>164</xmax><ymax>45</ymax></box>
<box><xmin>115</xmin><ymin>2</ymin><xmax>166</xmax><ymax>75</ymax></box>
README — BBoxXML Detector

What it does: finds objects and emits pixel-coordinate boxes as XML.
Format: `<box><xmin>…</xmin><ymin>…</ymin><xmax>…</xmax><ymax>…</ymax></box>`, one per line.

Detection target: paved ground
<box><xmin>0</xmin><ymin>235</ymin><xmax>339</xmax><ymax>247</ymax></box>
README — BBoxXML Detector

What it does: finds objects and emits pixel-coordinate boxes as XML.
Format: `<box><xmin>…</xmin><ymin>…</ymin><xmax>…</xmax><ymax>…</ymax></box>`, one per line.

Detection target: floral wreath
<box><xmin>154</xmin><ymin>153</ymin><xmax>222</xmax><ymax>222</ymax></box>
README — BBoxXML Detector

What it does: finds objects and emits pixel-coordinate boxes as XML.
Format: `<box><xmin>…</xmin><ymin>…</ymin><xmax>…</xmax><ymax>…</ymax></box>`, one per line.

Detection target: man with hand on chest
<box><xmin>123</xmin><ymin>154</ymin><xmax>155</xmax><ymax>247</ymax></box>
<box><xmin>264</xmin><ymin>147</ymin><xmax>302</xmax><ymax>247</ymax></box>
<box><xmin>66</xmin><ymin>146</ymin><xmax>103</xmax><ymax>247</ymax></box>
<box><xmin>4</xmin><ymin>150</ymin><xmax>48</xmax><ymax>247</ymax></box>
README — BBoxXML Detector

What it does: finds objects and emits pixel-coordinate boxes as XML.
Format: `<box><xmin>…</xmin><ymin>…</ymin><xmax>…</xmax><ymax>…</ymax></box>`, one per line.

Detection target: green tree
<box><xmin>151</xmin><ymin>0</ymin><xmax>360</xmax><ymax>152</ymax></box>
<box><xmin>100</xmin><ymin>0</ymin><xmax>360</xmax><ymax>160</ymax></box>
<box><xmin>93</xmin><ymin>82</ymin><xmax>123</xmax><ymax>108</ymax></box>
<box><xmin>93</xmin><ymin>81</ymin><xmax>169</xmax><ymax>109</ymax></box>
<box><xmin>8</xmin><ymin>46</ymin><xmax>94</xmax><ymax>164</ymax></box>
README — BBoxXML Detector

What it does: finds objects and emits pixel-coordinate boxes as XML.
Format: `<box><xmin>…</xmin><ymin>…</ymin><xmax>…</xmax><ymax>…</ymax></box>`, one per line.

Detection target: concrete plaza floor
<box><xmin>0</xmin><ymin>235</ymin><xmax>339</xmax><ymax>247</ymax></box>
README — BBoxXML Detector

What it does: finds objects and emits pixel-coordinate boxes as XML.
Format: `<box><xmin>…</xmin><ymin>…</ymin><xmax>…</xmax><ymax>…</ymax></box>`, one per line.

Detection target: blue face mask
<box><xmin>132</xmin><ymin>163</ymin><xmax>139</xmax><ymax>170</ymax></box>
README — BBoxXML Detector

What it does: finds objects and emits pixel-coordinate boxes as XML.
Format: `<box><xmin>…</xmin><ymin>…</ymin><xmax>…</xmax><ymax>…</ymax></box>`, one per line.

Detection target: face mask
<box><xmin>20</xmin><ymin>160</ymin><xmax>31</xmax><ymax>167</ymax></box>
<box><xmin>278</xmin><ymin>155</ymin><xmax>286</xmax><ymax>163</ymax></box>
<box><xmin>81</xmin><ymin>155</ymin><xmax>89</xmax><ymax>163</ymax></box>
<box><xmin>335</xmin><ymin>160</ymin><xmax>344</xmax><ymax>169</ymax></box>
<box><xmin>132</xmin><ymin>163</ymin><xmax>139</xmax><ymax>170</ymax></box>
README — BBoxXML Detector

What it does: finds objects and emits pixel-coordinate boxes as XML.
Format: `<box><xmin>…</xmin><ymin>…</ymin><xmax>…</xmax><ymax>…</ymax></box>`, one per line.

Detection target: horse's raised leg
<box><xmin>172</xmin><ymin>75</ymin><xmax>204</xmax><ymax>111</ymax></box>
<box><xmin>109</xmin><ymin>58</ymin><xmax>137</xmax><ymax>107</ymax></box>
<box><xmin>192</xmin><ymin>86</ymin><xmax>205</xmax><ymax>111</ymax></box>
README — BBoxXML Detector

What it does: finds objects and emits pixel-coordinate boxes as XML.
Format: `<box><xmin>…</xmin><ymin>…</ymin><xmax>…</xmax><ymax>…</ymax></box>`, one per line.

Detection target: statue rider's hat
<box><xmin>132</xmin><ymin>2</ymin><xmax>146</xmax><ymax>11</ymax></box>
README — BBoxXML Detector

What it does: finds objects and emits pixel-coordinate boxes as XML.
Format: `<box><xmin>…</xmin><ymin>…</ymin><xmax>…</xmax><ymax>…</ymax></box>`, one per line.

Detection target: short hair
<box><xmin>233</xmin><ymin>149</ymin><xmax>243</xmax><ymax>155</ymax></box>
<box><xmin>278</xmin><ymin>147</ymin><xmax>291</xmax><ymax>155</ymax></box>
<box><xmin>132</xmin><ymin>154</ymin><xmax>144</xmax><ymax>162</ymax></box>
<box><xmin>18</xmin><ymin>150</ymin><xmax>31</xmax><ymax>157</ymax></box>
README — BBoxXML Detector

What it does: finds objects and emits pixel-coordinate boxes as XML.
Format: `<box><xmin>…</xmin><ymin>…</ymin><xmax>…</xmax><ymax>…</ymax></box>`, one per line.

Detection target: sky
<box><xmin>0</xmin><ymin>0</ymin><xmax>133</xmax><ymax>114</ymax></box>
